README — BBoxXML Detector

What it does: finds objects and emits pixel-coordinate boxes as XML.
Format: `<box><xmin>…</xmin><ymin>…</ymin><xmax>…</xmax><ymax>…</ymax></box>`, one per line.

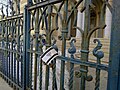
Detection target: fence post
<box><xmin>23</xmin><ymin>5</ymin><xmax>31</xmax><ymax>90</ymax></box>
<box><xmin>107</xmin><ymin>0</ymin><xmax>120</xmax><ymax>90</ymax></box>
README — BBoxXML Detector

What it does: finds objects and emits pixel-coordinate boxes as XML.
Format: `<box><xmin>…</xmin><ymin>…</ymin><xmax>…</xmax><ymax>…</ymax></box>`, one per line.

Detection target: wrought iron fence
<box><xmin>0</xmin><ymin>0</ymin><xmax>23</xmax><ymax>89</ymax></box>
<box><xmin>0</xmin><ymin>0</ymin><xmax>119</xmax><ymax>90</ymax></box>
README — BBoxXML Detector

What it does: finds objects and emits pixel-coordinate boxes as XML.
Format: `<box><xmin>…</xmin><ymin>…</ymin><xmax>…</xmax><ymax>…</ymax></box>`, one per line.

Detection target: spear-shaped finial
<box><xmin>1</xmin><ymin>5</ymin><xmax>5</xmax><ymax>18</ymax></box>
<box><xmin>9</xmin><ymin>0</ymin><xmax>15</xmax><ymax>15</ymax></box>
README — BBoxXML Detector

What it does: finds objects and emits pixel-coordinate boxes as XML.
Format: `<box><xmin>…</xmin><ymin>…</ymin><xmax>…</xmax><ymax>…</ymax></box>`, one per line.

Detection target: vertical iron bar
<box><xmin>107</xmin><ymin>0</ymin><xmax>120</xmax><ymax>90</ymax></box>
<box><xmin>13</xmin><ymin>36</ymin><xmax>17</xmax><ymax>88</ymax></box>
<box><xmin>16</xmin><ymin>59</ymin><xmax>19</xmax><ymax>85</ymax></box>
<box><xmin>95</xmin><ymin>58</ymin><xmax>101</xmax><ymax>90</ymax></box>
<box><xmin>39</xmin><ymin>40</ymin><xmax>43</xmax><ymax>90</ymax></box>
<box><xmin>3</xmin><ymin>22</ymin><xmax>5</xmax><ymax>76</ymax></box>
<box><xmin>23</xmin><ymin>6</ymin><xmax>27</xmax><ymax>89</ymax></box>
<box><xmin>39</xmin><ymin>58</ymin><xmax>42</xmax><ymax>90</ymax></box>
<box><xmin>52</xmin><ymin>59</ymin><xmax>57</xmax><ymax>90</ymax></box>
<box><xmin>14</xmin><ymin>43</ymin><xmax>16</xmax><ymax>84</ymax></box>
<box><xmin>17</xmin><ymin>10</ymin><xmax>21</xmax><ymax>85</ymax></box>
<box><xmin>6</xmin><ymin>20</ymin><xmax>9</xmax><ymax>80</ymax></box>
<box><xmin>80</xmin><ymin>0</ymin><xmax>90</xmax><ymax>90</ymax></box>
<box><xmin>68</xmin><ymin>39</ymin><xmax>76</xmax><ymax>90</ymax></box>
<box><xmin>11</xmin><ymin>19</ymin><xmax>14</xmax><ymax>84</ymax></box>
<box><xmin>23</xmin><ymin>5</ymin><xmax>30</xmax><ymax>90</ymax></box>
<box><xmin>29</xmin><ymin>45</ymin><xmax>31</xmax><ymax>88</ymax></box>
<box><xmin>4</xmin><ymin>22</ymin><xmax>7</xmax><ymax>77</ymax></box>
<box><xmin>13</xmin><ymin>21</ymin><xmax>17</xmax><ymax>85</ymax></box>
<box><xmin>60</xmin><ymin>0</ymin><xmax>68</xmax><ymax>90</ymax></box>
<box><xmin>7</xmin><ymin>21</ymin><xmax>10</xmax><ymax>81</ymax></box>
<box><xmin>26</xmin><ymin>0</ymin><xmax>33</xmax><ymax>86</ymax></box>
<box><xmin>93</xmin><ymin>39</ymin><xmax>104</xmax><ymax>90</ymax></box>
<box><xmin>1</xmin><ymin>18</ymin><xmax>4</xmax><ymax>75</ymax></box>
<box><xmin>8</xmin><ymin>37</ymin><xmax>11</xmax><ymax>85</ymax></box>
<box><xmin>45</xmin><ymin>5</ymin><xmax>52</xmax><ymax>90</ymax></box>
<box><xmin>69</xmin><ymin>59</ymin><xmax>74</xmax><ymax>90</ymax></box>
<box><xmin>29</xmin><ymin>43</ymin><xmax>33</xmax><ymax>89</ymax></box>
<box><xmin>33</xmin><ymin>7</ymin><xmax>39</xmax><ymax>90</ymax></box>
<box><xmin>26</xmin><ymin>6</ymin><xmax>31</xmax><ymax>90</ymax></box>
<box><xmin>21</xmin><ymin>46</ymin><xmax>23</xmax><ymax>86</ymax></box>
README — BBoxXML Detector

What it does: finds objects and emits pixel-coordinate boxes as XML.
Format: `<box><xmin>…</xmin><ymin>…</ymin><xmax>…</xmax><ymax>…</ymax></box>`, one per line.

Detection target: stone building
<box><xmin>20</xmin><ymin>0</ymin><xmax>112</xmax><ymax>39</ymax></box>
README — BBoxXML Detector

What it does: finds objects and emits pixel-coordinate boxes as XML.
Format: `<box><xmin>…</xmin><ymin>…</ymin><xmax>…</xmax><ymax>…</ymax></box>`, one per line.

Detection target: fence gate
<box><xmin>0</xmin><ymin>0</ymin><xmax>23</xmax><ymax>89</ymax></box>
<box><xmin>0</xmin><ymin>0</ymin><xmax>120</xmax><ymax>90</ymax></box>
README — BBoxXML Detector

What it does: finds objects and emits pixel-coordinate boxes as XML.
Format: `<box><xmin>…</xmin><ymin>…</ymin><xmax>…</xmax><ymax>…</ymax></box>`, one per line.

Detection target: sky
<box><xmin>0</xmin><ymin>0</ymin><xmax>10</xmax><ymax>16</ymax></box>
<box><xmin>0</xmin><ymin>0</ymin><xmax>7</xmax><ymax>4</ymax></box>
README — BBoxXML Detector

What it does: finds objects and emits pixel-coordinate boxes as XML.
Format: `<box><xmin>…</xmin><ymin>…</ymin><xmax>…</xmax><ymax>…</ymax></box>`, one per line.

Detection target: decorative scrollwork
<box><xmin>1</xmin><ymin>5</ymin><xmax>5</xmax><ymax>18</ymax></box>
<box><xmin>9</xmin><ymin>0</ymin><xmax>15</xmax><ymax>15</ymax></box>
<box><xmin>93</xmin><ymin>39</ymin><xmax>104</xmax><ymax>90</ymax></box>
<box><xmin>16</xmin><ymin>0</ymin><xmax>20</xmax><ymax>14</ymax></box>
<box><xmin>93</xmin><ymin>39</ymin><xmax>104</xmax><ymax>59</ymax></box>
<box><xmin>68</xmin><ymin>39</ymin><xmax>76</xmax><ymax>55</ymax></box>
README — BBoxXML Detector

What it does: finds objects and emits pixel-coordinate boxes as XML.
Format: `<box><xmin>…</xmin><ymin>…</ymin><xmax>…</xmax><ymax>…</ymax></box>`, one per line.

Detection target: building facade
<box><xmin>76</xmin><ymin>0</ymin><xmax>112</xmax><ymax>38</ymax></box>
<box><xmin>20</xmin><ymin>0</ymin><xmax>112</xmax><ymax>39</ymax></box>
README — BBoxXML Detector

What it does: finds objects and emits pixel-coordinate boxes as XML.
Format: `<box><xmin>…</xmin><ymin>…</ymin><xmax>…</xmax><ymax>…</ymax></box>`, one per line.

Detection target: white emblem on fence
<box><xmin>41</xmin><ymin>46</ymin><xmax>58</xmax><ymax>65</ymax></box>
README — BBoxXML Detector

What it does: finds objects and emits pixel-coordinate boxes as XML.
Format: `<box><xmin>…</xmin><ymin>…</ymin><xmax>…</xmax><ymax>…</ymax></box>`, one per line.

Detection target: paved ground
<box><xmin>74</xmin><ymin>67</ymin><xmax>108</xmax><ymax>90</ymax></box>
<box><xmin>0</xmin><ymin>62</ymin><xmax>108</xmax><ymax>90</ymax></box>
<box><xmin>0</xmin><ymin>68</ymin><xmax>108</xmax><ymax>90</ymax></box>
<box><xmin>0</xmin><ymin>77</ymin><xmax>12</xmax><ymax>90</ymax></box>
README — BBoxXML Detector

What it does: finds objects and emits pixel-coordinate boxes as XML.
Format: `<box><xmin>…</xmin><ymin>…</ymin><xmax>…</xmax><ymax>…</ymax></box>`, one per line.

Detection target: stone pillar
<box><xmin>76</xmin><ymin>1</ymin><xmax>85</xmax><ymax>38</ymax></box>
<box><xmin>20</xmin><ymin>0</ymin><xmax>27</xmax><ymax>13</ymax></box>
<box><xmin>76</xmin><ymin>9</ymin><xmax>84</xmax><ymax>38</ymax></box>
<box><xmin>104</xmin><ymin>2</ymin><xmax>112</xmax><ymax>38</ymax></box>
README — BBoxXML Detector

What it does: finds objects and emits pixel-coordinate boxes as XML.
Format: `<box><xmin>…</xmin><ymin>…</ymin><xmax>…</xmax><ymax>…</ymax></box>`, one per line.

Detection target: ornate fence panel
<box><xmin>24</xmin><ymin>0</ymin><xmax>109</xmax><ymax>90</ymax></box>
<box><xmin>0</xmin><ymin>0</ymin><xmax>24</xmax><ymax>89</ymax></box>
<box><xmin>0</xmin><ymin>0</ymin><xmax>120</xmax><ymax>90</ymax></box>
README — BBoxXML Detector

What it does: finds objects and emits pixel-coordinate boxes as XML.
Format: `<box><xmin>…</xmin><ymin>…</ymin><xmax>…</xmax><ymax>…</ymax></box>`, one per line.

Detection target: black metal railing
<box><xmin>0</xmin><ymin>0</ymin><xmax>119</xmax><ymax>90</ymax></box>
